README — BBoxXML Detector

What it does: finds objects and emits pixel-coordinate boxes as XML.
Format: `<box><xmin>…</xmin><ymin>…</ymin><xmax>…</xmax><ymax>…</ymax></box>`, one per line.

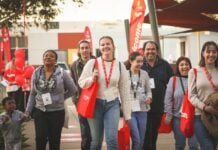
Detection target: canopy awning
<box><xmin>144</xmin><ymin>0</ymin><xmax>218</xmax><ymax>32</ymax></box>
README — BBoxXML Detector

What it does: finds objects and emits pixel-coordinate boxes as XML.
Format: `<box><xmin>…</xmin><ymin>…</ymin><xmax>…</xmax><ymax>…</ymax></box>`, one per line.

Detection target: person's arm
<box><xmin>78</xmin><ymin>59</ymin><xmax>96</xmax><ymax>89</ymax></box>
<box><xmin>0</xmin><ymin>113</ymin><xmax>10</xmax><ymax>128</ymax></box>
<box><xmin>63</xmin><ymin>71</ymin><xmax>78</xmax><ymax>99</ymax></box>
<box><xmin>144</xmin><ymin>71</ymin><xmax>152</xmax><ymax>101</ymax></box>
<box><xmin>118</xmin><ymin>63</ymin><xmax>131</xmax><ymax>121</ymax></box>
<box><xmin>164</xmin><ymin>77</ymin><xmax>174</xmax><ymax>120</ymax></box>
<box><xmin>25</xmin><ymin>71</ymin><xmax>37</xmax><ymax>113</ymax></box>
<box><xmin>188</xmin><ymin>68</ymin><xmax>204</xmax><ymax>109</ymax></box>
<box><xmin>70</xmin><ymin>62</ymin><xmax>77</xmax><ymax>84</ymax></box>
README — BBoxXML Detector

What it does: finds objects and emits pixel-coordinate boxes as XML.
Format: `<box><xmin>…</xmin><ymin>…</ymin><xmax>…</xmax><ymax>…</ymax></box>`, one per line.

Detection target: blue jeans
<box><xmin>128</xmin><ymin>111</ymin><xmax>147</xmax><ymax>150</ymax></box>
<box><xmin>88</xmin><ymin>98</ymin><xmax>120</xmax><ymax>150</ymax></box>
<box><xmin>78</xmin><ymin>114</ymin><xmax>91</xmax><ymax>150</ymax></box>
<box><xmin>194</xmin><ymin>115</ymin><xmax>217</xmax><ymax>150</ymax></box>
<box><xmin>173</xmin><ymin>117</ymin><xmax>199</xmax><ymax>150</ymax></box>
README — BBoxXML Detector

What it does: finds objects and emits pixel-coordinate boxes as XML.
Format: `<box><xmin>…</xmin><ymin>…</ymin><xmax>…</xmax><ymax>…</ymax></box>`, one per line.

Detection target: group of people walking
<box><xmin>0</xmin><ymin>35</ymin><xmax>218</xmax><ymax>150</ymax></box>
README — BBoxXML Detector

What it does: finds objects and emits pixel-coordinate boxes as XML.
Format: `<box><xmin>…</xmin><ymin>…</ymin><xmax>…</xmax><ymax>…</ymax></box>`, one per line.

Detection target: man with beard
<box><xmin>141</xmin><ymin>41</ymin><xmax>174</xmax><ymax>150</ymax></box>
<box><xmin>70</xmin><ymin>40</ymin><xmax>95</xmax><ymax>150</ymax></box>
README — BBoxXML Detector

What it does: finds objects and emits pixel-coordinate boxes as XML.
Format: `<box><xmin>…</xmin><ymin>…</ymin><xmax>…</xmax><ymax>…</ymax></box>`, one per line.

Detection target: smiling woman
<box><xmin>78</xmin><ymin>35</ymin><xmax>132</xmax><ymax>150</ymax></box>
<box><xmin>25</xmin><ymin>50</ymin><xmax>78</xmax><ymax>150</ymax></box>
<box><xmin>188</xmin><ymin>41</ymin><xmax>218</xmax><ymax>150</ymax></box>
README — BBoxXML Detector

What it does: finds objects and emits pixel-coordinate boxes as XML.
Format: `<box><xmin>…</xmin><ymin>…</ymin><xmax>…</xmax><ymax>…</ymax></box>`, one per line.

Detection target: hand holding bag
<box><xmin>118</xmin><ymin>120</ymin><xmax>130</xmax><ymax>150</ymax></box>
<box><xmin>76</xmin><ymin>59</ymin><xmax>99</xmax><ymax>118</ymax></box>
<box><xmin>158</xmin><ymin>76</ymin><xmax>176</xmax><ymax>133</ymax></box>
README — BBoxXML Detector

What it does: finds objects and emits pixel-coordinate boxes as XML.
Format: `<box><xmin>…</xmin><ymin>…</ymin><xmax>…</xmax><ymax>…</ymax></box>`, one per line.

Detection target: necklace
<box><xmin>101</xmin><ymin>57</ymin><xmax>114</xmax><ymax>88</ymax></box>
<box><xmin>129</xmin><ymin>70</ymin><xmax>141</xmax><ymax>98</ymax></box>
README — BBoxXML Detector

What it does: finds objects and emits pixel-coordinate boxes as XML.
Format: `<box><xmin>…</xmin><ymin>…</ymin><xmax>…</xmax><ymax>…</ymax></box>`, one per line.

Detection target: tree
<box><xmin>0</xmin><ymin>0</ymin><xmax>84</xmax><ymax>29</ymax></box>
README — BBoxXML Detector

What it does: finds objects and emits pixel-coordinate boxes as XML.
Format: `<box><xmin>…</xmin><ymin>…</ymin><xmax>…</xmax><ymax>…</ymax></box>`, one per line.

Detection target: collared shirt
<box><xmin>141</xmin><ymin>56</ymin><xmax>174</xmax><ymax>113</ymax></box>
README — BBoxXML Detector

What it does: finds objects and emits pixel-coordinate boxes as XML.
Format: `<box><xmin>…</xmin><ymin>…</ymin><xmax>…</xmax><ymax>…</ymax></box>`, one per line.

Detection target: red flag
<box><xmin>1</xmin><ymin>26</ymin><xmax>11</xmax><ymax>62</ymax></box>
<box><xmin>129</xmin><ymin>0</ymin><xmax>146</xmax><ymax>54</ymax></box>
<box><xmin>0</xmin><ymin>42</ymin><xmax>4</xmax><ymax>73</ymax></box>
<box><xmin>84</xmin><ymin>26</ymin><xmax>93</xmax><ymax>52</ymax></box>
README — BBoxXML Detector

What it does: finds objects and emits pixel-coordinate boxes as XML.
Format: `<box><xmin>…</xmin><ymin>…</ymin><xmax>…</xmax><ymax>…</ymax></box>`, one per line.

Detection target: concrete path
<box><xmin>23</xmin><ymin>100</ymin><xmax>182</xmax><ymax>150</ymax></box>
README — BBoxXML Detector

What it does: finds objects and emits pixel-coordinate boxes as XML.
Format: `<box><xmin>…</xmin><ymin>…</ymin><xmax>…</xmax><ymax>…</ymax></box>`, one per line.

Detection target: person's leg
<box><xmin>194</xmin><ymin>115</ymin><xmax>215</xmax><ymax>150</ymax></box>
<box><xmin>188</xmin><ymin>135</ymin><xmax>199</xmax><ymax>150</ymax></box>
<box><xmin>104</xmin><ymin>99</ymin><xmax>120</xmax><ymax>150</ymax></box>
<box><xmin>4</xmin><ymin>141</ymin><xmax>13</xmax><ymax>150</ymax></box>
<box><xmin>13</xmin><ymin>141</ymin><xmax>22</xmax><ymax>150</ymax></box>
<box><xmin>173</xmin><ymin>117</ymin><xmax>186</xmax><ymax>150</ymax></box>
<box><xmin>34</xmin><ymin>109</ymin><xmax>48</xmax><ymax>150</ymax></box>
<box><xmin>47</xmin><ymin>110</ymin><xmax>65</xmax><ymax>150</ymax></box>
<box><xmin>78</xmin><ymin>114</ymin><xmax>92</xmax><ymax>150</ymax></box>
<box><xmin>136</xmin><ymin>112</ymin><xmax>147</xmax><ymax>149</ymax></box>
<box><xmin>143</xmin><ymin>113</ymin><xmax>162</xmax><ymax>150</ymax></box>
<box><xmin>88</xmin><ymin>99</ymin><xmax>105</xmax><ymax>150</ymax></box>
<box><xmin>128</xmin><ymin>112</ymin><xmax>141</xmax><ymax>150</ymax></box>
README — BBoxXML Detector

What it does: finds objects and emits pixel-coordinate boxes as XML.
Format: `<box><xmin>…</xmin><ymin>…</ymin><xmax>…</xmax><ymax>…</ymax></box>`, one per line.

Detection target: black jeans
<box><xmin>33</xmin><ymin>108</ymin><xmax>65</xmax><ymax>150</ymax></box>
<box><xmin>143</xmin><ymin>113</ymin><xmax>162</xmax><ymax>150</ymax></box>
<box><xmin>78</xmin><ymin>114</ymin><xmax>91</xmax><ymax>150</ymax></box>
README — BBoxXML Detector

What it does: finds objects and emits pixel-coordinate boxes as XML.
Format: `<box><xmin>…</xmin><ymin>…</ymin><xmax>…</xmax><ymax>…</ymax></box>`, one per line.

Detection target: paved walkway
<box><xmin>23</xmin><ymin>101</ymin><xmax>181</xmax><ymax>150</ymax></box>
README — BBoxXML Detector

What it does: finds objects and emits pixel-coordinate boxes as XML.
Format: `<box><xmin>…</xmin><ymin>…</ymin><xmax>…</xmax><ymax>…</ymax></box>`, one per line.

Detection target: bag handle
<box><xmin>171</xmin><ymin>76</ymin><xmax>176</xmax><ymax>111</ymax></box>
<box><xmin>179</xmin><ymin>77</ymin><xmax>185</xmax><ymax>95</ymax></box>
<box><xmin>92</xmin><ymin>59</ymin><xmax>98</xmax><ymax>71</ymax></box>
<box><xmin>203</xmin><ymin>67</ymin><xmax>218</xmax><ymax>92</ymax></box>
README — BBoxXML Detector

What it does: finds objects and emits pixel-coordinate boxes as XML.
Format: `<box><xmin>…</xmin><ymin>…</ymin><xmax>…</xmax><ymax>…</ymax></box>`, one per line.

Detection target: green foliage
<box><xmin>0</xmin><ymin>0</ymin><xmax>84</xmax><ymax>29</ymax></box>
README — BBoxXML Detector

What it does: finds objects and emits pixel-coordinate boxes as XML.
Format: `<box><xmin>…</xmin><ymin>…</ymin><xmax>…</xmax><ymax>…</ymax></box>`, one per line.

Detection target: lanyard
<box><xmin>203</xmin><ymin>67</ymin><xmax>218</xmax><ymax>92</ymax></box>
<box><xmin>129</xmin><ymin>70</ymin><xmax>141</xmax><ymax>99</ymax></box>
<box><xmin>101</xmin><ymin>58</ymin><xmax>114</xmax><ymax>88</ymax></box>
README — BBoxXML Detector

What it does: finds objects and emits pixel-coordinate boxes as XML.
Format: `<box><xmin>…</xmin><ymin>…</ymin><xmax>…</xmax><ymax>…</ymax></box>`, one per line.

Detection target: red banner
<box><xmin>129</xmin><ymin>0</ymin><xmax>146</xmax><ymax>54</ymax></box>
<box><xmin>0</xmin><ymin>42</ymin><xmax>4</xmax><ymax>73</ymax></box>
<box><xmin>1</xmin><ymin>26</ymin><xmax>11</xmax><ymax>62</ymax></box>
<box><xmin>84</xmin><ymin>26</ymin><xmax>93</xmax><ymax>52</ymax></box>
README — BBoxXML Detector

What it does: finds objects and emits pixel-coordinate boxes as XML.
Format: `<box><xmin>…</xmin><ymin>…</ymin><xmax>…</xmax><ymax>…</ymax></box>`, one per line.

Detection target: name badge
<box><xmin>149</xmin><ymin>78</ymin><xmax>155</xmax><ymax>89</ymax></box>
<box><xmin>132</xmin><ymin>100</ymin><xmax>141</xmax><ymax>112</ymax></box>
<box><xmin>42</xmin><ymin>93</ymin><xmax>52</xmax><ymax>106</ymax></box>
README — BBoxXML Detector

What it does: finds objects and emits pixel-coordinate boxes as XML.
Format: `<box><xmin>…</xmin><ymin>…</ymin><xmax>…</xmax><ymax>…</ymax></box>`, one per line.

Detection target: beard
<box><xmin>146</xmin><ymin>54</ymin><xmax>156</xmax><ymax>61</ymax></box>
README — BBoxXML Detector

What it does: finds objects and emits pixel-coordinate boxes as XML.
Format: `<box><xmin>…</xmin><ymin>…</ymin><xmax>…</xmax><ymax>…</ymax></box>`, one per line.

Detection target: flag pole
<box><xmin>147</xmin><ymin>0</ymin><xmax>162</xmax><ymax>57</ymax></box>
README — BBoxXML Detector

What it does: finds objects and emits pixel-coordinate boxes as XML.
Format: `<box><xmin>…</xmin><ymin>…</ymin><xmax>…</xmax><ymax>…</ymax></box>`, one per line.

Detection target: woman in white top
<box><xmin>188</xmin><ymin>41</ymin><xmax>218</xmax><ymax>150</ymax></box>
<box><xmin>125</xmin><ymin>51</ymin><xmax>152</xmax><ymax>150</ymax></box>
<box><xmin>78</xmin><ymin>36</ymin><xmax>131</xmax><ymax>150</ymax></box>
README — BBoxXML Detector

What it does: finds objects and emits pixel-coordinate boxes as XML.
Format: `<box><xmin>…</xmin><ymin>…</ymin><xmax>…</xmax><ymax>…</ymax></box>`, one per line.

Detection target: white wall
<box><xmin>27</xmin><ymin>21</ymin><xmax>129</xmax><ymax>65</ymax></box>
<box><xmin>28</xmin><ymin>33</ymin><xmax>58</xmax><ymax>65</ymax></box>
<box><xmin>186</xmin><ymin>32</ymin><xmax>218</xmax><ymax>67</ymax></box>
<box><xmin>27</xmin><ymin>21</ymin><xmax>218</xmax><ymax>66</ymax></box>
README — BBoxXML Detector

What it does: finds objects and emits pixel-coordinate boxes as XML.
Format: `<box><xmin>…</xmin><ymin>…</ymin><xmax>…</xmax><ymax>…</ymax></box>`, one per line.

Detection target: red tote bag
<box><xmin>118</xmin><ymin>120</ymin><xmax>130</xmax><ymax>150</ymax></box>
<box><xmin>158</xmin><ymin>76</ymin><xmax>176</xmax><ymax>133</ymax></box>
<box><xmin>180</xmin><ymin>68</ymin><xmax>196</xmax><ymax>138</ymax></box>
<box><xmin>77</xmin><ymin>59</ymin><xmax>99</xmax><ymax>118</ymax></box>
<box><xmin>158</xmin><ymin>112</ymin><xmax>173</xmax><ymax>133</ymax></box>
<box><xmin>180</xmin><ymin>92</ymin><xmax>195</xmax><ymax>138</ymax></box>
